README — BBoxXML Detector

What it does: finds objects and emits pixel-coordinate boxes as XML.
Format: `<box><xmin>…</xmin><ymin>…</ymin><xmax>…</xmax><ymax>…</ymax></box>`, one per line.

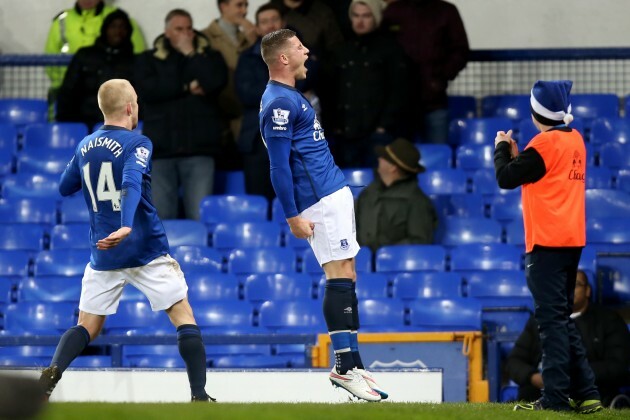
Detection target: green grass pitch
<box><xmin>40</xmin><ymin>402</ymin><xmax>626</xmax><ymax>419</ymax></box>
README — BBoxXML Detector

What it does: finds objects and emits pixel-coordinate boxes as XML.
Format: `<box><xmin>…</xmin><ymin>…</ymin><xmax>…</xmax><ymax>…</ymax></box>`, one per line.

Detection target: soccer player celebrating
<box><xmin>259</xmin><ymin>29</ymin><xmax>385</xmax><ymax>402</ymax></box>
<box><xmin>39</xmin><ymin>79</ymin><xmax>215</xmax><ymax>403</ymax></box>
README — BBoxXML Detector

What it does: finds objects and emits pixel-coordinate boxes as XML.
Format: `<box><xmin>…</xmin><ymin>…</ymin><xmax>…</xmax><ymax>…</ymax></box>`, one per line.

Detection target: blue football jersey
<box><xmin>260</xmin><ymin>81</ymin><xmax>346</xmax><ymax>218</ymax></box>
<box><xmin>59</xmin><ymin>125</ymin><xmax>169</xmax><ymax>270</ymax></box>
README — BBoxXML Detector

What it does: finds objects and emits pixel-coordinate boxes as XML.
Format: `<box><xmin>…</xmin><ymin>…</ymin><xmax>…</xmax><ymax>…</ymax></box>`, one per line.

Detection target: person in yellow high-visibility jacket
<box><xmin>45</xmin><ymin>0</ymin><xmax>145</xmax><ymax>90</ymax></box>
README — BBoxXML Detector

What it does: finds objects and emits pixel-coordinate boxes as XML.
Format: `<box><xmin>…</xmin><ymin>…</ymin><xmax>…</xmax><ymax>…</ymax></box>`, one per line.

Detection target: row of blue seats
<box><xmin>0</xmin><ymin>217</ymin><xmax>628</xmax><ymax>254</ymax></box>
<box><xmin>0</xmin><ymin>243</ymin><xmax>600</xmax><ymax>280</ymax></box>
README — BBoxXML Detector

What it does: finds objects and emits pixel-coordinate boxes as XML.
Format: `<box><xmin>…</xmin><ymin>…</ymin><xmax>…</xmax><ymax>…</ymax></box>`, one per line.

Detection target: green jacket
<box><xmin>45</xmin><ymin>3</ymin><xmax>145</xmax><ymax>87</ymax></box>
<box><xmin>356</xmin><ymin>174</ymin><xmax>438</xmax><ymax>252</ymax></box>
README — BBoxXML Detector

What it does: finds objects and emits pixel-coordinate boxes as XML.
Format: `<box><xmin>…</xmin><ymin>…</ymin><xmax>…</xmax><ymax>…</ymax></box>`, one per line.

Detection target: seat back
<box><xmin>162</xmin><ymin>220</ymin><xmax>208</xmax><ymax>247</ymax></box>
<box><xmin>106</xmin><ymin>301</ymin><xmax>173</xmax><ymax>335</ymax></box>
<box><xmin>392</xmin><ymin>272</ymin><xmax>463</xmax><ymax>300</ymax></box>
<box><xmin>59</xmin><ymin>196</ymin><xmax>90</xmax><ymax>223</ymax></box>
<box><xmin>4</xmin><ymin>301</ymin><xmax>77</xmax><ymax>334</ymax></box>
<box><xmin>450</xmin><ymin>244</ymin><xmax>522</xmax><ymax>271</ymax></box>
<box><xmin>245</xmin><ymin>273</ymin><xmax>313</xmax><ymax>302</ymax></box>
<box><xmin>481</xmin><ymin>95</ymin><xmax>530</xmax><ymax>121</ymax></box>
<box><xmin>448</xmin><ymin>95</ymin><xmax>476</xmax><ymax>119</ymax></box>
<box><xmin>418</xmin><ymin>169</ymin><xmax>468</xmax><ymax>195</ymax></box>
<box><xmin>0</xmin><ymin>224</ymin><xmax>44</xmax><ymax>251</ymax></box>
<box><xmin>586</xmin><ymin>189</ymin><xmax>630</xmax><ymax>218</ymax></box>
<box><xmin>357</xmin><ymin>299</ymin><xmax>406</xmax><ymax>332</ymax></box>
<box><xmin>259</xmin><ymin>300</ymin><xmax>325</xmax><ymax>332</ymax></box>
<box><xmin>22</xmin><ymin>123</ymin><xmax>87</xmax><ymax>150</ymax></box>
<box><xmin>408</xmin><ymin>298</ymin><xmax>482</xmax><ymax>331</ymax></box>
<box><xmin>375</xmin><ymin>245</ymin><xmax>446</xmax><ymax>273</ymax></box>
<box><xmin>417</xmin><ymin>144</ymin><xmax>453</xmax><ymax>169</ymax></box>
<box><xmin>436</xmin><ymin>217</ymin><xmax>503</xmax><ymax>245</ymax></box>
<box><xmin>170</xmin><ymin>245</ymin><xmax>223</xmax><ymax>273</ymax></box>
<box><xmin>18</xmin><ymin>275</ymin><xmax>82</xmax><ymax>302</ymax></box>
<box><xmin>228</xmin><ymin>247</ymin><xmax>296</xmax><ymax>274</ymax></box>
<box><xmin>1</xmin><ymin>173</ymin><xmax>62</xmax><ymax>200</ymax></box>
<box><xmin>49</xmin><ymin>224</ymin><xmax>90</xmax><ymax>249</ymax></box>
<box><xmin>0</xmin><ymin>99</ymin><xmax>48</xmax><ymax>128</ymax></box>
<box><xmin>34</xmin><ymin>249</ymin><xmax>90</xmax><ymax>277</ymax></box>
<box><xmin>213</xmin><ymin>222</ymin><xmax>282</xmax><ymax>250</ymax></box>
<box><xmin>590</xmin><ymin>117</ymin><xmax>630</xmax><ymax>145</ymax></box>
<box><xmin>199</xmin><ymin>195</ymin><xmax>268</xmax><ymax>226</ymax></box>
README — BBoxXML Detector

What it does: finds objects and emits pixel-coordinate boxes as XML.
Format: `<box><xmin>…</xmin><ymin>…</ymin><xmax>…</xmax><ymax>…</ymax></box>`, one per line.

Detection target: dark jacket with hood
<box><xmin>356</xmin><ymin>174</ymin><xmax>437</xmax><ymax>251</ymax></box>
<box><xmin>56</xmin><ymin>9</ymin><xmax>136</xmax><ymax>128</ymax></box>
<box><xmin>134</xmin><ymin>31</ymin><xmax>228</xmax><ymax>159</ymax></box>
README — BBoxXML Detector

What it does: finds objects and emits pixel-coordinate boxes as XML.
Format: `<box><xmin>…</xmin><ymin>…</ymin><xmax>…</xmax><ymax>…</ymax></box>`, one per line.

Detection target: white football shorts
<box><xmin>79</xmin><ymin>254</ymin><xmax>188</xmax><ymax>315</ymax></box>
<box><xmin>301</xmin><ymin>186</ymin><xmax>360</xmax><ymax>266</ymax></box>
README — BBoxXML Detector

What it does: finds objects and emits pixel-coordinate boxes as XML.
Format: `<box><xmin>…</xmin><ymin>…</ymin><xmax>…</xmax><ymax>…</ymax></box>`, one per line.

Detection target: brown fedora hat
<box><xmin>375</xmin><ymin>138</ymin><xmax>425</xmax><ymax>174</ymax></box>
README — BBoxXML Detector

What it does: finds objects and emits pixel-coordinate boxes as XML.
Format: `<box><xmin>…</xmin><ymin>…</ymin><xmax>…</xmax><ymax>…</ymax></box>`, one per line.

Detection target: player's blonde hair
<box><xmin>97</xmin><ymin>79</ymin><xmax>134</xmax><ymax>119</ymax></box>
<box><xmin>261</xmin><ymin>28</ymin><xmax>296</xmax><ymax>66</ymax></box>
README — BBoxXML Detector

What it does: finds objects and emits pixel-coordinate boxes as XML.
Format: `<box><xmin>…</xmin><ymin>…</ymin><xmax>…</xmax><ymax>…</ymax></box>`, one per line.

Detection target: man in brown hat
<box><xmin>356</xmin><ymin>138</ymin><xmax>437</xmax><ymax>251</ymax></box>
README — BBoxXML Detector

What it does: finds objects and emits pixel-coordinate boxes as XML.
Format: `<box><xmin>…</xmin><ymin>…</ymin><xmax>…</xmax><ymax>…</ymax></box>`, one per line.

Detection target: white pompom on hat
<box><xmin>530</xmin><ymin>80</ymin><xmax>574</xmax><ymax>126</ymax></box>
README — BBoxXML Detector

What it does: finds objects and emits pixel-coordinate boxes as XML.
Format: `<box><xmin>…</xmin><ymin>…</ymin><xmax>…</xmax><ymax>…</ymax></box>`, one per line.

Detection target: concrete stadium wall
<box><xmin>1</xmin><ymin>0</ymin><xmax>629</xmax><ymax>54</ymax></box>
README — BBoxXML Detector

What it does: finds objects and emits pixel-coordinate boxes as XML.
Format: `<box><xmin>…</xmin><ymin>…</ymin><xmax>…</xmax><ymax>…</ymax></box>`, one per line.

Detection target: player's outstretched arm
<box><xmin>96</xmin><ymin>227</ymin><xmax>132</xmax><ymax>250</ymax></box>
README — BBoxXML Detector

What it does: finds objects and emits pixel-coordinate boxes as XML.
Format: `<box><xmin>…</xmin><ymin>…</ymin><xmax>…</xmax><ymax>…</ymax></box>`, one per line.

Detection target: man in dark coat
<box><xmin>135</xmin><ymin>9</ymin><xmax>227</xmax><ymax>220</ymax></box>
<box><xmin>56</xmin><ymin>9</ymin><xmax>136</xmax><ymax>129</ymax></box>
<box><xmin>330</xmin><ymin>0</ymin><xmax>407</xmax><ymax>168</ymax></box>
<box><xmin>507</xmin><ymin>270</ymin><xmax>630</xmax><ymax>407</ymax></box>
<box><xmin>356</xmin><ymin>138</ymin><xmax>437</xmax><ymax>251</ymax></box>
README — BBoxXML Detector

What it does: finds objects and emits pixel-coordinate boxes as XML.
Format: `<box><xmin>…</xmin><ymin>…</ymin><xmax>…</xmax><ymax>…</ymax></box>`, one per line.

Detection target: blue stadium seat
<box><xmin>212</xmin><ymin>222</ymin><xmax>282</xmax><ymax>251</ymax></box>
<box><xmin>455</xmin><ymin>144</ymin><xmax>495</xmax><ymax>172</ymax></box>
<box><xmin>436</xmin><ymin>217</ymin><xmax>503</xmax><ymax>245</ymax></box>
<box><xmin>228</xmin><ymin>247</ymin><xmax>296</xmax><ymax>274</ymax></box>
<box><xmin>186</xmin><ymin>272</ymin><xmax>240</xmax><ymax>301</ymax></box>
<box><xmin>448</xmin><ymin>95</ymin><xmax>476</xmax><ymax>119</ymax></box>
<box><xmin>122</xmin><ymin>345</ymin><xmax>185</xmax><ymax>368</ymax></box>
<box><xmin>170</xmin><ymin>245</ymin><xmax>223</xmax><ymax>273</ymax></box>
<box><xmin>417</xmin><ymin>144</ymin><xmax>453</xmax><ymax>169</ymax></box>
<box><xmin>342</xmin><ymin>168</ymin><xmax>373</xmax><ymax>198</ymax></box>
<box><xmin>16</xmin><ymin>148</ymin><xmax>70</xmax><ymax>174</ymax></box>
<box><xmin>213</xmin><ymin>355</ymin><xmax>291</xmax><ymax>368</ymax></box>
<box><xmin>271</xmin><ymin>197</ymin><xmax>286</xmax><ymax>225</ymax></box>
<box><xmin>489</xmin><ymin>193</ymin><xmax>522</xmax><ymax>223</ymax></box>
<box><xmin>162</xmin><ymin>220</ymin><xmax>208</xmax><ymax>247</ymax></box>
<box><xmin>0</xmin><ymin>278</ymin><xmax>12</xmax><ymax>304</ymax></box>
<box><xmin>470</xmin><ymin>168</ymin><xmax>520</xmax><ymax>197</ymax></box>
<box><xmin>479</xmin><ymin>296</ymin><xmax>534</xmax><ymax>335</ymax></box>
<box><xmin>570</xmin><ymin>94</ymin><xmax>619</xmax><ymax>127</ymax></box>
<box><xmin>213</xmin><ymin>170</ymin><xmax>246</xmax><ymax>195</ymax></box>
<box><xmin>2</xmin><ymin>173</ymin><xmax>62</xmax><ymax>200</ymax></box>
<box><xmin>3</xmin><ymin>301</ymin><xmax>77</xmax><ymax>334</ymax></box>
<box><xmin>22</xmin><ymin>123</ymin><xmax>87</xmax><ymax>151</ymax></box>
<box><xmin>206</xmin><ymin>344</ymin><xmax>271</xmax><ymax>357</ymax></box>
<box><xmin>0</xmin><ymin>122</ymin><xmax>18</xmax><ymax>153</ymax></box>
<box><xmin>590</xmin><ymin>117</ymin><xmax>630</xmax><ymax>145</ymax></box>
<box><xmin>418</xmin><ymin>168</ymin><xmax>468</xmax><ymax>195</ymax></box>
<box><xmin>0</xmin><ymin>250</ymin><xmax>31</xmax><ymax>280</ymax></box>
<box><xmin>193</xmin><ymin>301</ymin><xmax>256</xmax><ymax>333</ymax></box>
<box><xmin>586</xmin><ymin>189</ymin><xmax>630</xmax><ymax>218</ymax></box>
<box><xmin>599</xmin><ymin>143</ymin><xmax>630</xmax><ymax>169</ymax></box>
<box><xmin>284</xmin><ymin>228</ymin><xmax>310</xmax><ymax>250</ymax></box>
<box><xmin>245</xmin><ymin>273</ymin><xmax>313</xmax><ymax>302</ymax></box>
<box><xmin>392</xmin><ymin>272</ymin><xmax>463</xmax><ymax>300</ymax></box>
<box><xmin>0</xmin><ymin>346</ymin><xmax>55</xmax><ymax>367</ymax></box>
<box><xmin>302</xmin><ymin>247</ymin><xmax>372</xmax><ymax>275</ymax></box>
<box><xmin>375</xmin><ymin>245</ymin><xmax>446</xmax><ymax>272</ymax></box>
<box><xmin>466</xmin><ymin>271</ymin><xmax>530</xmax><ymax>298</ymax></box>
<box><xmin>450</xmin><ymin>244</ymin><xmax>522</xmax><ymax>271</ymax></box>
<box><xmin>587</xmin><ymin>218</ymin><xmax>630</xmax><ymax>244</ymax></box>
<box><xmin>617</xmin><ymin>169</ymin><xmax>630</xmax><ymax>193</ymax></box>
<box><xmin>586</xmin><ymin>167</ymin><xmax>613</xmax><ymax>189</ymax></box>
<box><xmin>105</xmin><ymin>301</ymin><xmax>173</xmax><ymax>335</ymax></box>
<box><xmin>449</xmin><ymin>117</ymin><xmax>513</xmax><ymax>146</ymax></box>
<box><xmin>199</xmin><ymin>195</ymin><xmax>268</xmax><ymax>227</ymax></box>
<box><xmin>18</xmin><ymin>276</ymin><xmax>82</xmax><ymax>302</ymax></box>
<box><xmin>59</xmin><ymin>196</ymin><xmax>90</xmax><ymax>224</ymax></box>
<box><xmin>579</xmin><ymin>246</ymin><xmax>597</xmax><ymax>273</ymax></box>
<box><xmin>318</xmin><ymin>273</ymin><xmax>390</xmax><ymax>300</ymax></box>
<box><xmin>259</xmin><ymin>300</ymin><xmax>325</xmax><ymax>333</ymax></box>
<box><xmin>70</xmin><ymin>356</ymin><xmax>112</xmax><ymax>368</ymax></box>
<box><xmin>481</xmin><ymin>95</ymin><xmax>530</xmax><ymax>121</ymax></box>
<box><xmin>120</xmin><ymin>284</ymin><xmax>146</xmax><ymax>301</ymax></box>
<box><xmin>408</xmin><ymin>298</ymin><xmax>482</xmax><ymax>331</ymax></box>
<box><xmin>34</xmin><ymin>249</ymin><xmax>90</xmax><ymax>277</ymax></box>
<box><xmin>49</xmin><ymin>224</ymin><xmax>90</xmax><ymax>249</ymax></box>
<box><xmin>0</xmin><ymin>99</ymin><xmax>48</xmax><ymax>130</ymax></box>
<box><xmin>431</xmin><ymin>193</ymin><xmax>486</xmax><ymax>218</ymax></box>
<box><xmin>357</xmin><ymin>299</ymin><xmax>406</xmax><ymax>332</ymax></box>
<box><xmin>0</xmin><ymin>224</ymin><xmax>44</xmax><ymax>251</ymax></box>
<box><xmin>504</xmin><ymin>221</ymin><xmax>525</xmax><ymax>245</ymax></box>
<box><xmin>518</xmin><ymin>118</ymin><xmax>586</xmax><ymax>144</ymax></box>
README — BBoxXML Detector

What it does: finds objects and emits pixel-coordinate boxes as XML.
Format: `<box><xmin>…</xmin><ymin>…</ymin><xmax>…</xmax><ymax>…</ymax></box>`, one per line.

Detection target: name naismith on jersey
<box><xmin>81</xmin><ymin>137</ymin><xmax>123</xmax><ymax>158</ymax></box>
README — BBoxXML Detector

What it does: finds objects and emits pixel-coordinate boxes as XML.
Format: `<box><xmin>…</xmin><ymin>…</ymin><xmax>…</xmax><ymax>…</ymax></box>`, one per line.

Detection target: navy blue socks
<box><xmin>177</xmin><ymin>324</ymin><xmax>207</xmax><ymax>398</ymax></box>
<box><xmin>50</xmin><ymin>325</ymin><xmax>90</xmax><ymax>373</ymax></box>
<box><xmin>323</xmin><ymin>278</ymin><xmax>354</xmax><ymax>374</ymax></box>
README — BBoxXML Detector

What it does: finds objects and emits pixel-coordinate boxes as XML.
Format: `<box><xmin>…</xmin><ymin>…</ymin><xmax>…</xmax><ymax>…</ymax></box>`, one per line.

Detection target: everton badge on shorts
<box><xmin>340</xmin><ymin>239</ymin><xmax>349</xmax><ymax>250</ymax></box>
<box><xmin>272</xmin><ymin>108</ymin><xmax>290</xmax><ymax>125</ymax></box>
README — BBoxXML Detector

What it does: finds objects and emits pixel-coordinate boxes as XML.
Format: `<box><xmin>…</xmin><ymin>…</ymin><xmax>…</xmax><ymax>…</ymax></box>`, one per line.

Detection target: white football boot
<box><xmin>354</xmin><ymin>368</ymin><xmax>388</xmax><ymax>399</ymax></box>
<box><xmin>329</xmin><ymin>367</ymin><xmax>381</xmax><ymax>402</ymax></box>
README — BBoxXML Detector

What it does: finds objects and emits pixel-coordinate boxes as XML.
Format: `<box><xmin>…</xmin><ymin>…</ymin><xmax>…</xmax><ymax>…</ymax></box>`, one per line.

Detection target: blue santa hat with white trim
<box><xmin>530</xmin><ymin>80</ymin><xmax>574</xmax><ymax>126</ymax></box>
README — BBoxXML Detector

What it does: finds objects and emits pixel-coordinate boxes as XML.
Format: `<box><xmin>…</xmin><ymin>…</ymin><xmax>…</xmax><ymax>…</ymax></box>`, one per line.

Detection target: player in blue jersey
<box><xmin>38</xmin><ymin>79</ymin><xmax>215</xmax><ymax>403</ymax></box>
<box><xmin>259</xmin><ymin>29</ymin><xmax>386</xmax><ymax>402</ymax></box>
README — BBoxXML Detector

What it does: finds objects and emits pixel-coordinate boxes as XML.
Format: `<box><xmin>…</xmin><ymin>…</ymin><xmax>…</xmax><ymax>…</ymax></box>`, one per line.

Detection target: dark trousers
<box><xmin>525</xmin><ymin>246</ymin><xmax>599</xmax><ymax>410</ymax></box>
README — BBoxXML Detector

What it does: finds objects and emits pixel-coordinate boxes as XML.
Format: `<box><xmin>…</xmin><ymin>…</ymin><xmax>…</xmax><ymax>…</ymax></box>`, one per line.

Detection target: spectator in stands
<box><xmin>202</xmin><ymin>0</ymin><xmax>256</xmax><ymax>151</ymax></box>
<box><xmin>40</xmin><ymin>79</ymin><xmax>215</xmax><ymax>402</ymax></box>
<box><xmin>234</xmin><ymin>3</ymin><xmax>284</xmax><ymax>202</ymax></box>
<box><xmin>135</xmin><ymin>9</ymin><xmax>227</xmax><ymax>220</ymax></box>
<box><xmin>320</xmin><ymin>0</ymin><xmax>353</xmax><ymax>39</ymax></box>
<box><xmin>45</xmin><ymin>0</ymin><xmax>145</xmax><ymax>92</ymax></box>
<box><xmin>356</xmin><ymin>138</ymin><xmax>437</xmax><ymax>251</ymax></box>
<box><xmin>56</xmin><ymin>10</ymin><xmax>136</xmax><ymax>129</ymax></box>
<box><xmin>507</xmin><ymin>270</ymin><xmax>630</xmax><ymax>407</ymax></box>
<box><xmin>330</xmin><ymin>0</ymin><xmax>407</xmax><ymax>168</ymax></box>
<box><xmin>496</xmin><ymin>80</ymin><xmax>601</xmax><ymax>413</ymax></box>
<box><xmin>382</xmin><ymin>0</ymin><xmax>469</xmax><ymax>143</ymax></box>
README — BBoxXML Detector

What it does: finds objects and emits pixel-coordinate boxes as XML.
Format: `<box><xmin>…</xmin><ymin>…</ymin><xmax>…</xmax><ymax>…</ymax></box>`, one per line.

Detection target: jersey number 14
<box><xmin>83</xmin><ymin>162</ymin><xmax>121</xmax><ymax>212</ymax></box>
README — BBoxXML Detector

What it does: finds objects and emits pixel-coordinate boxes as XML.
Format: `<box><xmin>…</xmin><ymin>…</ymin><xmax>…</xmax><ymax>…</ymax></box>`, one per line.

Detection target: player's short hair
<box><xmin>97</xmin><ymin>79</ymin><xmax>134</xmax><ymax>118</ymax></box>
<box><xmin>261</xmin><ymin>29</ymin><xmax>296</xmax><ymax>65</ymax></box>
<box><xmin>164</xmin><ymin>8</ymin><xmax>192</xmax><ymax>26</ymax></box>
<box><xmin>255</xmin><ymin>3</ymin><xmax>283</xmax><ymax>24</ymax></box>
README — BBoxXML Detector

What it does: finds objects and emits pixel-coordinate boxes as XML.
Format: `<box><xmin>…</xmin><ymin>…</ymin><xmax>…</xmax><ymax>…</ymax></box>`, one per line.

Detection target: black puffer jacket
<box><xmin>134</xmin><ymin>32</ymin><xmax>228</xmax><ymax>158</ymax></box>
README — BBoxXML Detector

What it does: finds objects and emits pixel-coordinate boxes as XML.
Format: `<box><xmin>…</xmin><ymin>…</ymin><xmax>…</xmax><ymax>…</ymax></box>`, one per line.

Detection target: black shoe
<box><xmin>514</xmin><ymin>399</ymin><xmax>544</xmax><ymax>411</ymax></box>
<box><xmin>191</xmin><ymin>393</ymin><xmax>217</xmax><ymax>402</ymax></box>
<box><xmin>39</xmin><ymin>366</ymin><xmax>62</xmax><ymax>399</ymax></box>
